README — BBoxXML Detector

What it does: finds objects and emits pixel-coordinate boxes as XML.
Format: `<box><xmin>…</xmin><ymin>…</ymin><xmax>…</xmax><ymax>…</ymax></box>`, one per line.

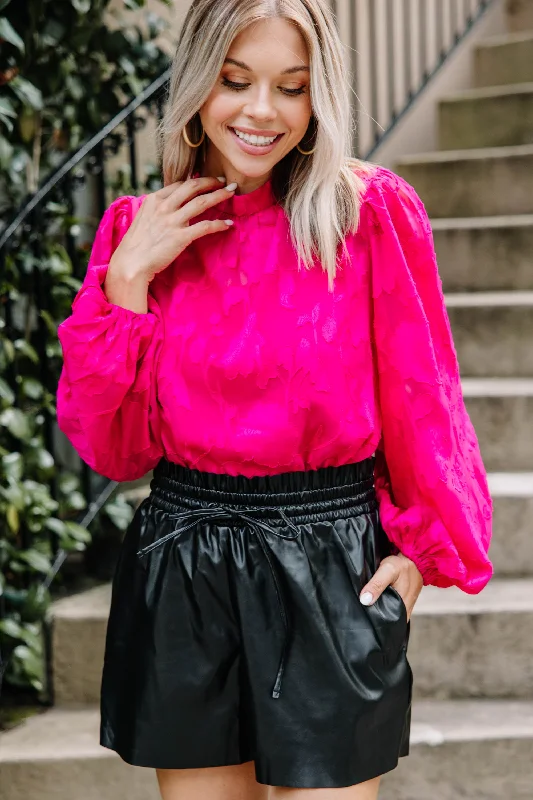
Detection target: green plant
<box><xmin>0</xmin><ymin>0</ymin><xmax>170</xmax><ymax>695</ymax></box>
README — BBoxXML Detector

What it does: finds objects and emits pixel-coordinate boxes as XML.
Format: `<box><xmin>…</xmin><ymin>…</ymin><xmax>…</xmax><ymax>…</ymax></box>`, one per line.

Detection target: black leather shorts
<box><xmin>100</xmin><ymin>456</ymin><xmax>413</xmax><ymax>789</ymax></box>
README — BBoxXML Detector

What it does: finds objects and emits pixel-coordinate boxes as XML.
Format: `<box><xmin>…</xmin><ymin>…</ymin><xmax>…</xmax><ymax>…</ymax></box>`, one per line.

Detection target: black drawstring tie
<box><xmin>136</xmin><ymin>502</ymin><xmax>301</xmax><ymax>700</ymax></box>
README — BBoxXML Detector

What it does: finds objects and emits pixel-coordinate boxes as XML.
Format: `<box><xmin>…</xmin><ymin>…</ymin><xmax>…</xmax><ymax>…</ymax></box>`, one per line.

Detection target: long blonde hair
<box><xmin>157</xmin><ymin>0</ymin><xmax>376</xmax><ymax>290</ymax></box>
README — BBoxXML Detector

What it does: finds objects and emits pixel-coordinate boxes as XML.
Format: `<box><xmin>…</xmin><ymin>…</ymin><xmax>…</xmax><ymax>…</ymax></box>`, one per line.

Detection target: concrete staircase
<box><xmin>2</xmin><ymin>5</ymin><xmax>533</xmax><ymax>798</ymax></box>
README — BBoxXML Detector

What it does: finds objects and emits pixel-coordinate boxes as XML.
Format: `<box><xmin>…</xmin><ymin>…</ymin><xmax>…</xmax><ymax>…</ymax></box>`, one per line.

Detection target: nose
<box><xmin>242</xmin><ymin>85</ymin><xmax>277</xmax><ymax>122</ymax></box>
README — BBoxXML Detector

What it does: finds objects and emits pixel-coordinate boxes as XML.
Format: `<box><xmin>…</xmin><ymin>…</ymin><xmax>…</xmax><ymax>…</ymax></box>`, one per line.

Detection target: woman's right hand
<box><xmin>109</xmin><ymin>176</ymin><xmax>237</xmax><ymax>284</ymax></box>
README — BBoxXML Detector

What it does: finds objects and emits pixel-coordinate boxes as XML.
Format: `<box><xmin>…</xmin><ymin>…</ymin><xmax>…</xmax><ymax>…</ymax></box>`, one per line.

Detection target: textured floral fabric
<box><xmin>56</xmin><ymin>165</ymin><xmax>493</xmax><ymax>592</ymax></box>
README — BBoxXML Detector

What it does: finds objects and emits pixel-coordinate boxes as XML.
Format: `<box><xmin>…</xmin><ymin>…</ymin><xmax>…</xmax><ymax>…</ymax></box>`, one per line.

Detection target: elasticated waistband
<box><xmin>150</xmin><ymin>456</ymin><xmax>377</xmax><ymax>524</ymax></box>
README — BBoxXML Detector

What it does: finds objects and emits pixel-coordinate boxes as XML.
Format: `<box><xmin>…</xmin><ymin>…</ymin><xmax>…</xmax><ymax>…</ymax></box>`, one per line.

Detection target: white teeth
<box><xmin>233</xmin><ymin>128</ymin><xmax>277</xmax><ymax>146</ymax></box>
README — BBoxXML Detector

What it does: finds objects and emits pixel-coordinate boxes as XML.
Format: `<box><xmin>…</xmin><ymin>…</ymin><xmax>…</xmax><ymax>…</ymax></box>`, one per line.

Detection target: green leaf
<box><xmin>9</xmin><ymin>77</ymin><xmax>43</xmax><ymax>111</ymax></box>
<box><xmin>39</xmin><ymin>310</ymin><xmax>58</xmax><ymax>337</ymax></box>
<box><xmin>35</xmin><ymin>448</ymin><xmax>54</xmax><ymax>471</ymax></box>
<box><xmin>0</xmin><ymin>618</ymin><xmax>23</xmax><ymax>639</ymax></box>
<box><xmin>13</xmin><ymin>339</ymin><xmax>39</xmax><ymax>364</ymax></box>
<box><xmin>0</xmin><ymin>377</ymin><xmax>15</xmax><ymax>405</ymax></box>
<box><xmin>64</xmin><ymin>521</ymin><xmax>91</xmax><ymax>544</ymax></box>
<box><xmin>18</xmin><ymin>551</ymin><xmax>51</xmax><ymax>574</ymax></box>
<box><xmin>0</xmin><ymin>408</ymin><xmax>31</xmax><ymax>440</ymax></box>
<box><xmin>0</xmin><ymin>17</ymin><xmax>24</xmax><ymax>53</ymax></box>
<box><xmin>0</xmin><ymin>0</ymin><xmax>14</xmax><ymax>12</ymax></box>
<box><xmin>0</xmin><ymin>97</ymin><xmax>17</xmax><ymax>121</ymax></box>
<box><xmin>6</xmin><ymin>504</ymin><xmax>19</xmax><ymax>533</ymax></box>
<box><xmin>21</xmin><ymin>378</ymin><xmax>44</xmax><ymax>400</ymax></box>
<box><xmin>21</xmin><ymin>585</ymin><xmax>50</xmax><ymax>623</ymax></box>
<box><xmin>71</xmin><ymin>0</ymin><xmax>91</xmax><ymax>12</ymax></box>
<box><xmin>2</xmin><ymin>451</ymin><xmax>23</xmax><ymax>480</ymax></box>
<box><xmin>44</xmin><ymin>517</ymin><xmax>67</xmax><ymax>536</ymax></box>
<box><xmin>104</xmin><ymin>498</ymin><xmax>133</xmax><ymax>531</ymax></box>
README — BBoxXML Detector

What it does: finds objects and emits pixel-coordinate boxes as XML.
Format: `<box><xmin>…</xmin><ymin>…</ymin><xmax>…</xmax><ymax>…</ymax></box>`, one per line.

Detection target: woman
<box><xmin>56</xmin><ymin>1</ymin><xmax>493</xmax><ymax>798</ymax></box>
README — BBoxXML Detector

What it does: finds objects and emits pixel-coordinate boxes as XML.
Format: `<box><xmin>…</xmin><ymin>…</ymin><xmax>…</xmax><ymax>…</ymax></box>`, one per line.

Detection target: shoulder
<box><xmin>98</xmin><ymin>194</ymin><xmax>147</xmax><ymax>245</ymax></box>
<box><xmin>350</xmin><ymin>164</ymin><xmax>432</xmax><ymax>243</ymax></box>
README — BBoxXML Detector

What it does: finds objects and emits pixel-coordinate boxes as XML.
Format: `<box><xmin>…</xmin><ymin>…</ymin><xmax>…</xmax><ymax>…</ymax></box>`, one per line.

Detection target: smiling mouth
<box><xmin>229</xmin><ymin>127</ymin><xmax>284</xmax><ymax>146</ymax></box>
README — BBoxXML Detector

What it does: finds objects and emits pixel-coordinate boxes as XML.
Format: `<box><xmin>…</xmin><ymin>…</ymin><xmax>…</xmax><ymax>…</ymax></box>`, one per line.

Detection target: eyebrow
<box><xmin>223</xmin><ymin>57</ymin><xmax>310</xmax><ymax>75</ymax></box>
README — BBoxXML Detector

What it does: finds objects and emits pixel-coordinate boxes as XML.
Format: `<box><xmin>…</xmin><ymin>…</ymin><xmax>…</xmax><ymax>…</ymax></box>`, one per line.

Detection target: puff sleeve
<box><xmin>363</xmin><ymin>168</ymin><xmax>493</xmax><ymax>593</ymax></box>
<box><xmin>56</xmin><ymin>195</ymin><xmax>164</xmax><ymax>482</ymax></box>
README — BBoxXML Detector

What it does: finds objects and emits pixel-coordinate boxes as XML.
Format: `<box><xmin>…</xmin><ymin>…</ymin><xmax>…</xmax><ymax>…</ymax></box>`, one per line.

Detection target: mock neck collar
<box><xmin>192</xmin><ymin>171</ymin><xmax>276</xmax><ymax>216</ymax></box>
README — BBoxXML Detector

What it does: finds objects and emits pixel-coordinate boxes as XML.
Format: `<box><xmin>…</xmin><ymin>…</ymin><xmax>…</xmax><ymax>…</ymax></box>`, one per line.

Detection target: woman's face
<box><xmin>200</xmin><ymin>17</ymin><xmax>313</xmax><ymax>193</ymax></box>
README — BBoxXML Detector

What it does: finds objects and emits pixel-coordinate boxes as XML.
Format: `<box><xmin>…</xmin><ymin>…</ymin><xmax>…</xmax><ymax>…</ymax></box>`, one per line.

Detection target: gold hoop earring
<box><xmin>296</xmin><ymin>142</ymin><xmax>316</xmax><ymax>155</ymax></box>
<box><xmin>296</xmin><ymin>117</ymin><xmax>317</xmax><ymax>155</ymax></box>
<box><xmin>182</xmin><ymin>120</ymin><xmax>205</xmax><ymax>148</ymax></box>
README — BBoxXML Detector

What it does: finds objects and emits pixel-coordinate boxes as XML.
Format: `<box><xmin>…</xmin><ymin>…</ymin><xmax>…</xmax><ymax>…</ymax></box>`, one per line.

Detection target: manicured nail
<box><xmin>360</xmin><ymin>591</ymin><xmax>373</xmax><ymax>606</ymax></box>
<box><xmin>217</xmin><ymin>176</ymin><xmax>226</xmax><ymax>182</ymax></box>
<box><xmin>224</xmin><ymin>219</ymin><xmax>234</xmax><ymax>226</ymax></box>
<box><xmin>226</xmin><ymin>182</ymin><xmax>238</xmax><ymax>191</ymax></box>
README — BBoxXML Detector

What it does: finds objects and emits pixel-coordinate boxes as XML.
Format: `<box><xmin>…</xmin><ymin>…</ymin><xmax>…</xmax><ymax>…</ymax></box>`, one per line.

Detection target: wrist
<box><xmin>108</xmin><ymin>256</ymin><xmax>150</xmax><ymax>286</ymax></box>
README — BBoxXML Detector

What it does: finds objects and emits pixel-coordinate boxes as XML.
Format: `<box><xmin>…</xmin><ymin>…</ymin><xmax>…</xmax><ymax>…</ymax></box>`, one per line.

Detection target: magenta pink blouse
<box><xmin>56</xmin><ymin>165</ymin><xmax>493</xmax><ymax>593</ymax></box>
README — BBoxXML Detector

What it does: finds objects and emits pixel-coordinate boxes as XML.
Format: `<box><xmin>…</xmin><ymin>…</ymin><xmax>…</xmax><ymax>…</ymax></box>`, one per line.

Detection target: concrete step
<box><xmin>438</xmin><ymin>83</ymin><xmax>533</xmax><ymax>150</ymax></box>
<box><xmin>487</xmin><ymin>473</ymin><xmax>533</xmax><ymax>577</ymax></box>
<box><xmin>411</xmin><ymin>578</ymin><xmax>533</xmax><ymax>699</ymax></box>
<box><xmin>462</xmin><ymin>378</ymin><xmax>533</xmax><ymax>471</ymax></box>
<box><xmin>506</xmin><ymin>0</ymin><xmax>533</xmax><ymax>34</ymax></box>
<box><xmin>51</xmin><ymin>584</ymin><xmax>110</xmax><ymax>707</ymax></box>
<box><xmin>445</xmin><ymin>291</ymin><xmax>533</xmax><ymax>377</ymax></box>
<box><xmin>0</xmin><ymin>708</ymin><xmax>159</xmax><ymax>800</ymax></box>
<box><xmin>380</xmin><ymin>699</ymin><xmax>533</xmax><ymax>800</ymax></box>
<box><xmin>474</xmin><ymin>31</ymin><xmax>533</xmax><ymax>87</ymax></box>
<box><xmin>432</xmin><ymin>215</ymin><xmax>533</xmax><ymax>292</ymax></box>
<box><xmin>395</xmin><ymin>145</ymin><xmax>533</xmax><ymax>218</ymax></box>
<box><xmin>1</xmin><ymin>702</ymin><xmax>532</xmax><ymax>800</ymax></box>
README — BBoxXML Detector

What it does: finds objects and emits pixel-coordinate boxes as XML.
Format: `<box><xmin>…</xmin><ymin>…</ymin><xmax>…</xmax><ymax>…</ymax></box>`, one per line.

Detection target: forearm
<box><xmin>104</xmin><ymin>256</ymin><xmax>150</xmax><ymax>314</ymax></box>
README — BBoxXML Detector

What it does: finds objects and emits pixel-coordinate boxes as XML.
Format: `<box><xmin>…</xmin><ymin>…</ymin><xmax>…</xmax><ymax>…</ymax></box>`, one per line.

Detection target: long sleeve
<box><xmin>56</xmin><ymin>195</ymin><xmax>164</xmax><ymax>482</ymax></box>
<box><xmin>363</xmin><ymin>168</ymin><xmax>493</xmax><ymax>593</ymax></box>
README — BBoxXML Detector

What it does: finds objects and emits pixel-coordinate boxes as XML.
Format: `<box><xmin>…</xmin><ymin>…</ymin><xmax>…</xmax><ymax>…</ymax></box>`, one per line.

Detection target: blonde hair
<box><xmin>157</xmin><ymin>0</ymin><xmax>376</xmax><ymax>290</ymax></box>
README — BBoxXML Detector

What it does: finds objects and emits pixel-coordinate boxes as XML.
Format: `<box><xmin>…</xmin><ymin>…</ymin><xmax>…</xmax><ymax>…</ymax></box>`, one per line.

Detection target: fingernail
<box><xmin>360</xmin><ymin>591</ymin><xmax>373</xmax><ymax>606</ymax></box>
<box><xmin>217</xmin><ymin>176</ymin><xmax>226</xmax><ymax>182</ymax></box>
<box><xmin>224</xmin><ymin>219</ymin><xmax>234</xmax><ymax>226</ymax></box>
<box><xmin>226</xmin><ymin>182</ymin><xmax>238</xmax><ymax>192</ymax></box>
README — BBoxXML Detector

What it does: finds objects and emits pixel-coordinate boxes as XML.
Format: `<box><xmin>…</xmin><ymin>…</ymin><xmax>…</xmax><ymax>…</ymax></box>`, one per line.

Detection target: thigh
<box><xmin>270</xmin><ymin>775</ymin><xmax>381</xmax><ymax>799</ymax></box>
<box><xmin>156</xmin><ymin>762</ymin><xmax>269</xmax><ymax>800</ymax></box>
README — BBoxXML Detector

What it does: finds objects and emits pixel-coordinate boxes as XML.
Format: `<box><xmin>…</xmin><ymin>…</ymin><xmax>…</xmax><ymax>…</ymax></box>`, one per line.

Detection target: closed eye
<box><xmin>221</xmin><ymin>77</ymin><xmax>307</xmax><ymax>96</ymax></box>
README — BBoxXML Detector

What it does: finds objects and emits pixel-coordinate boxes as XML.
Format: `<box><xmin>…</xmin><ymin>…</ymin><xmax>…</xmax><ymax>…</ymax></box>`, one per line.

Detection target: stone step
<box><xmin>51</xmin><ymin>584</ymin><xmax>110</xmax><ymax>707</ymax></box>
<box><xmin>439</xmin><ymin>83</ymin><xmax>533</xmax><ymax>150</ymax></box>
<box><xmin>474</xmin><ymin>31</ymin><xmax>533</xmax><ymax>87</ymax></box>
<box><xmin>411</xmin><ymin>578</ymin><xmax>533</xmax><ymax>699</ymax></box>
<box><xmin>380</xmin><ymin>699</ymin><xmax>533</xmax><ymax>800</ymax></box>
<box><xmin>462</xmin><ymin>378</ymin><xmax>533</xmax><ymax>471</ymax></box>
<box><xmin>506</xmin><ymin>0</ymin><xmax>533</xmax><ymax>34</ymax></box>
<box><xmin>395</xmin><ymin>145</ymin><xmax>533</xmax><ymax>218</ymax></box>
<box><xmin>432</xmin><ymin>215</ymin><xmax>533</xmax><ymax>292</ymax></box>
<box><xmin>487</xmin><ymin>473</ymin><xmax>533</xmax><ymax>577</ymax></box>
<box><xmin>0</xmin><ymin>708</ymin><xmax>159</xmax><ymax>800</ymax></box>
<box><xmin>1</xmin><ymin>702</ymin><xmax>532</xmax><ymax>800</ymax></box>
<box><xmin>445</xmin><ymin>291</ymin><xmax>533</xmax><ymax>377</ymax></box>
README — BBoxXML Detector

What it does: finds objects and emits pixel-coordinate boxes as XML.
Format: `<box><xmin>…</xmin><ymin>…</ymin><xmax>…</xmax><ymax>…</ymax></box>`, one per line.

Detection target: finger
<box><xmin>165</xmin><ymin>176</ymin><xmax>229</xmax><ymax>209</ymax></box>
<box><xmin>155</xmin><ymin>180</ymin><xmax>186</xmax><ymax>200</ymax></box>
<box><xmin>184</xmin><ymin>217</ymin><xmax>234</xmax><ymax>244</ymax></box>
<box><xmin>360</xmin><ymin>558</ymin><xmax>399</xmax><ymax>606</ymax></box>
<box><xmin>177</xmin><ymin>184</ymin><xmax>238</xmax><ymax>223</ymax></box>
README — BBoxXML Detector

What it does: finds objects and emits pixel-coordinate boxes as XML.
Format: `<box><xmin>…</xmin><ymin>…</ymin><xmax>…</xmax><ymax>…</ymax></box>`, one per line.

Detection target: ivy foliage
<box><xmin>0</xmin><ymin>0</ymin><xmax>170</xmax><ymax>696</ymax></box>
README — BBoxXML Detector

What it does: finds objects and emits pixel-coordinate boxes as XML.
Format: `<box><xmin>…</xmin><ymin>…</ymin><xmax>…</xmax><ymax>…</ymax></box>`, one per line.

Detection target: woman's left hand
<box><xmin>359</xmin><ymin>553</ymin><xmax>424</xmax><ymax>622</ymax></box>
